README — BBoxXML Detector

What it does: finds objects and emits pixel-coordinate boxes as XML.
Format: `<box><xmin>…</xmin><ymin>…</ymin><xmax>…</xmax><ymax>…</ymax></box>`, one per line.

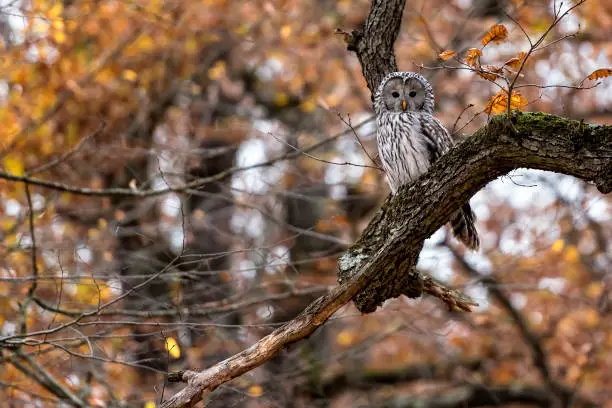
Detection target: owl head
<box><xmin>374</xmin><ymin>72</ymin><xmax>435</xmax><ymax>115</ymax></box>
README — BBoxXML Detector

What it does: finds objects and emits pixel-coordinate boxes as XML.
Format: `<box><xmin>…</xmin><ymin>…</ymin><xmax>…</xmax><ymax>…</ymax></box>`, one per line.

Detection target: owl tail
<box><xmin>450</xmin><ymin>204</ymin><xmax>480</xmax><ymax>250</ymax></box>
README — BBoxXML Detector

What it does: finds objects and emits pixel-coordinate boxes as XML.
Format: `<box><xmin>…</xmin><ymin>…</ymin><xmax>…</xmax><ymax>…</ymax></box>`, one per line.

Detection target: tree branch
<box><xmin>342</xmin><ymin>0</ymin><xmax>406</xmax><ymax>94</ymax></box>
<box><xmin>159</xmin><ymin>0</ymin><xmax>611</xmax><ymax>405</ymax></box>
<box><xmin>339</xmin><ymin>112</ymin><xmax>611</xmax><ymax>312</ymax></box>
<box><xmin>161</xmin><ymin>114</ymin><xmax>612</xmax><ymax>407</ymax></box>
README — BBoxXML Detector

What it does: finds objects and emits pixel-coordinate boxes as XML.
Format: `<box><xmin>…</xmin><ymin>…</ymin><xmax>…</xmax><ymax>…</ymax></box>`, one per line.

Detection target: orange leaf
<box><xmin>336</xmin><ymin>330</ymin><xmax>356</xmax><ymax>346</ymax></box>
<box><xmin>165</xmin><ymin>337</ymin><xmax>181</xmax><ymax>359</ymax></box>
<box><xmin>439</xmin><ymin>49</ymin><xmax>456</xmax><ymax>61</ymax></box>
<box><xmin>551</xmin><ymin>239</ymin><xmax>564</xmax><ymax>253</ymax></box>
<box><xmin>482</xmin><ymin>24</ymin><xmax>508</xmax><ymax>47</ymax></box>
<box><xmin>587</xmin><ymin>68</ymin><xmax>612</xmax><ymax>80</ymax></box>
<box><xmin>484</xmin><ymin>90</ymin><xmax>528</xmax><ymax>114</ymax></box>
<box><xmin>248</xmin><ymin>385</ymin><xmax>263</xmax><ymax>397</ymax></box>
<box><xmin>465</xmin><ymin>48</ymin><xmax>483</xmax><ymax>67</ymax></box>
<box><xmin>564</xmin><ymin>245</ymin><xmax>580</xmax><ymax>263</ymax></box>
<box><xmin>504</xmin><ymin>52</ymin><xmax>527</xmax><ymax>70</ymax></box>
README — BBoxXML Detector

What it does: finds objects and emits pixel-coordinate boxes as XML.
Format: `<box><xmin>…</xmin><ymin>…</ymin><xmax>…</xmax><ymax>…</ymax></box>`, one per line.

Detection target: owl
<box><xmin>374</xmin><ymin>72</ymin><xmax>479</xmax><ymax>250</ymax></box>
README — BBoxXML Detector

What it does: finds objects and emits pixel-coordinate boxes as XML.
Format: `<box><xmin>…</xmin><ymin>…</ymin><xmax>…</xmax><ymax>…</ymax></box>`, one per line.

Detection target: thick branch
<box><xmin>338</xmin><ymin>112</ymin><xmax>612</xmax><ymax>312</ymax></box>
<box><xmin>161</xmin><ymin>113</ymin><xmax>612</xmax><ymax>407</ymax></box>
<box><xmin>343</xmin><ymin>0</ymin><xmax>406</xmax><ymax>93</ymax></box>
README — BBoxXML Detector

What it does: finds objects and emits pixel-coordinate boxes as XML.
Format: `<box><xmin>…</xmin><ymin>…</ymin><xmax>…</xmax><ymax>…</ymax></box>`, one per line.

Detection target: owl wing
<box><xmin>420</xmin><ymin>115</ymin><xmax>480</xmax><ymax>250</ymax></box>
<box><xmin>419</xmin><ymin>115</ymin><xmax>454</xmax><ymax>162</ymax></box>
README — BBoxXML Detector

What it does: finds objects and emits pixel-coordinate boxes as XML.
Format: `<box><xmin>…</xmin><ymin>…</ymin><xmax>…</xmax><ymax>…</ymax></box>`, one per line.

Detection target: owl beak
<box><xmin>401</xmin><ymin>99</ymin><xmax>407</xmax><ymax>111</ymax></box>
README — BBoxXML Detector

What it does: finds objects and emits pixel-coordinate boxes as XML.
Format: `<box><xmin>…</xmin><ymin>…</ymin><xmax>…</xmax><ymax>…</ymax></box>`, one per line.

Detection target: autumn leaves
<box><xmin>438</xmin><ymin>21</ymin><xmax>611</xmax><ymax>116</ymax></box>
<box><xmin>438</xmin><ymin>24</ymin><xmax>527</xmax><ymax>115</ymax></box>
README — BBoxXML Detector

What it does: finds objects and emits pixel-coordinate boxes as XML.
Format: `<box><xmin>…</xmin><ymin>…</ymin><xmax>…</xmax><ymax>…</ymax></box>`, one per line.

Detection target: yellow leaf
<box><xmin>280</xmin><ymin>24</ymin><xmax>292</xmax><ymax>40</ymax></box>
<box><xmin>122</xmin><ymin>70</ymin><xmax>137</xmax><ymax>81</ymax></box>
<box><xmin>235</xmin><ymin>24</ymin><xmax>250</xmax><ymax>36</ymax></box>
<box><xmin>207</xmin><ymin>61</ymin><xmax>226</xmax><ymax>80</ymax></box>
<box><xmin>52</xmin><ymin>29</ymin><xmax>66</xmax><ymax>44</ymax></box>
<box><xmin>465</xmin><ymin>48</ymin><xmax>482</xmax><ymax>67</ymax></box>
<box><xmin>439</xmin><ymin>49</ymin><xmax>456</xmax><ymax>61</ymax></box>
<box><xmin>582</xmin><ymin>308</ymin><xmax>600</xmax><ymax>328</ymax></box>
<box><xmin>3</xmin><ymin>157</ymin><xmax>24</xmax><ymax>175</ymax></box>
<box><xmin>336</xmin><ymin>330</ymin><xmax>355</xmax><ymax>346</ymax></box>
<box><xmin>144</xmin><ymin>401</ymin><xmax>156</xmax><ymax>408</ymax></box>
<box><xmin>248</xmin><ymin>385</ymin><xmax>263</xmax><ymax>397</ymax></box>
<box><xmin>587</xmin><ymin>68</ymin><xmax>612</xmax><ymax>80</ymax></box>
<box><xmin>87</xmin><ymin>228</ymin><xmax>100</xmax><ymax>239</ymax></box>
<box><xmin>135</xmin><ymin>35</ymin><xmax>155</xmax><ymax>52</ymax></box>
<box><xmin>165</xmin><ymin>337</ymin><xmax>181</xmax><ymax>359</ymax></box>
<box><xmin>300</xmin><ymin>99</ymin><xmax>317</xmax><ymax>112</ymax></box>
<box><xmin>184</xmin><ymin>38</ymin><xmax>198</xmax><ymax>55</ymax></box>
<box><xmin>484</xmin><ymin>90</ymin><xmax>528</xmax><ymax>114</ymax></box>
<box><xmin>564</xmin><ymin>245</ymin><xmax>580</xmax><ymax>263</ymax></box>
<box><xmin>96</xmin><ymin>68</ymin><xmax>115</xmax><ymax>85</ymax></box>
<box><xmin>325</xmin><ymin>93</ymin><xmax>340</xmax><ymax>108</ymax></box>
<box><xmin>585</xmin><ymin>282</ymin><xmax>603</xmax><ymax>299</ymax></box>
<box><xmin>52</xmin><ymin>19</ymin><xmax>64</xmax><ymax>31</ymax></box>
<box><xmin>551</xmin><ymin>239</ymin><xmax>564</xmax><ymax>253</ymax></box>
<box><xmin>48</xmin><ymin>3</ymin><xmax>63</xmax><ymax>19</ymax></box>
<box><xmin>76</xmin><ymin>279</ymin><xmax>112</xmax><ymax>304</ymax></box>
<box><xmin>274</xmin><ymin>92</ymin><xmax>289</xmax><ymax>107</ymax></box>
<box><xmin>482</xmin><ymin>24</ymin><xmax>508</xmax><ymax>47</ymax></box>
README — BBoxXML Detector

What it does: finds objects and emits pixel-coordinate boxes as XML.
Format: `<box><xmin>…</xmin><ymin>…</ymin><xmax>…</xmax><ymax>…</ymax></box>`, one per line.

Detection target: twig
<box><xmin>27</xmin><ymin>120</ymin><xmax>106</xmax><ymax>175</ymax></box>
<box><xmin>336</xmin><ymin>112</ymin><xmax>381</xmax><ymax>169</ymax></box>
<box><xmin>0</xmin><ymin>117</ymin><xmax>374</xmax><ymax>197</ymax></box>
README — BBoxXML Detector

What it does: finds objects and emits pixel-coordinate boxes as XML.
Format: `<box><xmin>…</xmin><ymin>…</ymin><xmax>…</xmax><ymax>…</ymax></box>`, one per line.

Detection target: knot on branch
<box><xmin>335</xmin><ymin>27</ymin><xmax>363</xmax><ymax>53</ymax></box>
<box><xmin>167</xmin><ymin>370</ymin><xmax>187</xmax><ymax>383</ymax></box>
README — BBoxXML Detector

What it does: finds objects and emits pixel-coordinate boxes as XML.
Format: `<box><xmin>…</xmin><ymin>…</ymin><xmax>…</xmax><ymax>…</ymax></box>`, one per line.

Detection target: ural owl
<box><xmin>374</xmin><ymin>72</ymin><xmax>479</xmax><ymax>250</ymax></box>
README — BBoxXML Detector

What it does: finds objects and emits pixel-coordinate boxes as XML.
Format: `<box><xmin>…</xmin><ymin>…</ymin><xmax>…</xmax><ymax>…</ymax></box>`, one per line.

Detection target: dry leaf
<box><xmin>465</xmin><ymin>48</ymin><xmax>483</xmax><ymax>67</ymax></box>
<box><xmin>478</xmin><ymin>65</ymin><xmax>503</xmax><ymax>81</ymax></box>
<box><xmin>551</xmin><ymin>239</ymin><xmax>564</xmax><ymax>253</ymax></box>
<box><xmin>564</xmin><ymin>245</ymin><xmax>580</xmax><ymax>263</ymax></box>
<box><xmin>3</xmin><ymin>157</ymin><xmax>24</xmax><ymax>176</ymax></box>
<box><xmin>336</xmin><ymin>330</ymin><xmax>356</xmax><ymax>346</ymax></box>
<box><xmin>439</xmin><ymin>49</ymin><xmax>456</xmax><ymax>61</ymax></box>
<box><xmin>484</xmin><ymin>90</ymin><xmax>528</xmax><ymax>114</ymax></box>
<box><xmin>504</xmin><ymin>52</ymin><xmax>527</xmax><ymax>70</ymax></box>
<box><xmin>587</xmin><ymin>68</ymin><xmax>612</xmax><ymax>80</ymax></box>
<box><xmin>165</xmin><ymin>337</ymin><xmax>181</xmax><ymax>359</ymax></box>
<box><xmin>248</xmin><ymin>385</ymin><xmax>263</xmax><ymax>397</ymax></box>
<box><xmin>482</xmin><ymin>24</ymin><xmax>508</xmax><ymax>47</ymax></box>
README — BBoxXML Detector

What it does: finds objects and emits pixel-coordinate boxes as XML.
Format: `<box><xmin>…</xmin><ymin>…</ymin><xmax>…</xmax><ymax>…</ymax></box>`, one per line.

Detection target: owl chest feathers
<box><xmin>377</xmin><ymin>112</ymin><xmax>434</xmax><ymax>194</ymax></box>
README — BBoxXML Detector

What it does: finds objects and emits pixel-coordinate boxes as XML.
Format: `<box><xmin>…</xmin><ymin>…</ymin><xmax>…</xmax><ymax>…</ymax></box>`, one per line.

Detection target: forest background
<box><xmin>0</xmin><ymin>0</ymin><xmax>611</xmax><ymax>407</ymax></box>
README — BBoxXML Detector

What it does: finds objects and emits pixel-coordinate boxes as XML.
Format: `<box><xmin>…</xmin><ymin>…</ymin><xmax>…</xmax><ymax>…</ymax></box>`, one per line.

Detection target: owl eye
<box><xmin>409</xmin><ymin>91</ymin><xmax>417</xmax><ymax>97</ymax></box>
<box><xmin>391</xmin><ymin>91</ymin><xmax>400</xmax><ymax>98</ymax></box>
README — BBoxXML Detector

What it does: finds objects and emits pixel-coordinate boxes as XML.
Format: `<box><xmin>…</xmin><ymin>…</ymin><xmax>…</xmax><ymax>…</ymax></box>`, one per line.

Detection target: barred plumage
<box><xmin>374</xmin><ymin>72</ymin><xmax>479</xmax><ymax>250</ymax></box>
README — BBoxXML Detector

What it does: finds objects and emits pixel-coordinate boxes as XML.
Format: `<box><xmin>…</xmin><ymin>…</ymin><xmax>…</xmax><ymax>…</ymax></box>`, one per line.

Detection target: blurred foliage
<box><xmin>0</xmin><ymin>0</ymin><xmax>610</xmax><ymax>407</ymax></box>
